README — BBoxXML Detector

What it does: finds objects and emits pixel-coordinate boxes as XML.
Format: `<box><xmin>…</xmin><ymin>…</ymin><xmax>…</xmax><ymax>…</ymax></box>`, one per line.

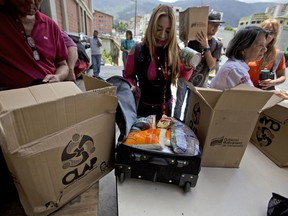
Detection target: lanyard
<box><xmin>155</xmin><ymin>51</ymin><xmax>168</xmax><ymax>81</ymax></box>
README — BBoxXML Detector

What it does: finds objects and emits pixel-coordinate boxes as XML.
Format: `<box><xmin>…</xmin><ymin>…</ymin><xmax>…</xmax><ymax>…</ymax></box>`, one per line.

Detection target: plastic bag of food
<box><xmin>124</xmin><ymin>128</ymin><xmax>170</xmax><ymax>150</ymax></box>
<box><xmin>157</xmin><ymin>114</ymin><xmax>173</xmax><ymax>128</ymax></box>
<box><xmin>170</xmin><ymin>119</ymin><xmax>200</xmax><ymax>155</ymax></box>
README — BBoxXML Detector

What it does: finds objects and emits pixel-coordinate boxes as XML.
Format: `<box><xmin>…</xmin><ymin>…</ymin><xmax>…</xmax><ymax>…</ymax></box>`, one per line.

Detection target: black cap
<box><xmin>208</xmin><ymin>11</ymin><xmax>225</xmax><ymax>23</ymax></box>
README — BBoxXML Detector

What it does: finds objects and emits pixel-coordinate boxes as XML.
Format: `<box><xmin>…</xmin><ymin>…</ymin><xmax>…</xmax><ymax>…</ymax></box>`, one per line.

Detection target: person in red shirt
<box><xmin>0</xmin><ymin>0</ymin><xmax>69</xmax><ymax>89</ymax></box>
<box><xmin>248</xmin><ymin>18</ymin><xmax>286</xmax><ymax>90</ymax></box>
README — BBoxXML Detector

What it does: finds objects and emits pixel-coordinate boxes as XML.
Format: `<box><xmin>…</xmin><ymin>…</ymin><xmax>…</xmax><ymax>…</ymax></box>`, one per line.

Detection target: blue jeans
<box><xmin>91</xmin><ymin>54</ymin><xmax>102</xmax><ymax>77</ymax></box>
<box><xmin>174</xmin><ymin>78</ymin><xmax>188</xmax><ymax>121</ymax></box>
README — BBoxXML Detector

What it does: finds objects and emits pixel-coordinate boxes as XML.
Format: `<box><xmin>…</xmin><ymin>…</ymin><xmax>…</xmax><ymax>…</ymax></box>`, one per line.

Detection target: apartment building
<box><xmin>93</xmin><ymin>10</ymin><xmax>113</xmax><ymax>35</ymax></box>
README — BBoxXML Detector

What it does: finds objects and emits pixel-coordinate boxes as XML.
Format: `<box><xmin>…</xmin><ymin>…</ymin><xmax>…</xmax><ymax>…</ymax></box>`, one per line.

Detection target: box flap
<box><xmin>83</xmin><ymin>74</ymin><xmax>112</xmax><ymax>91</ymax></box>
<box><xmin>213</xmin><ymin>84</ymin><xmax>281</xmax><ymax>112</ymax></box>
<box><xmin>0</xmin><ymin>82</ymin><xmax>82</xmax><ymax>114</ymax></box>
<box><xmin>275</xmin><ymin>99</ymin><xmax>288</xmax><ymax>109</ymax></box>
<box><xmin>187</xmin><ymin>82</ymin><xmax>222</xmax><ymax>109</ymax></box>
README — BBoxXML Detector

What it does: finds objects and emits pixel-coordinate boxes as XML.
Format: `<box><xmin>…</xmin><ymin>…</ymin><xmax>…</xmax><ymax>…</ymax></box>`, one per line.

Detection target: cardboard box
<box><xmin>250</xmin><ymin>100</ymin><xmax>288</xmax><ymax>167</ymax></box>
<box><xmin>179</xmin><ymin>6</ymin><xmax>209</xmax><ymax>42</ymax></box>
<box><xmin>0</xmin><ymin>80</ymin><xmax>118</xmax><ymax>215</ymax></box>
<box><xmin>0</xmin><ymin>82</ymin><xmax>82</xmax><ymax>114</ymax></box>
<box><xmin>184</xmin><ymin>83</ymin><xmax>282</xmax><ymax>168</ymax></box>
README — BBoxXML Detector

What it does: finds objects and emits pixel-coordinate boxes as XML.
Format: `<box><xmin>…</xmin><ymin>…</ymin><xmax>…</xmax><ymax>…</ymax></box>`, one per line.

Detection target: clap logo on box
<box><xmin>256</xmin><ymin>114</ymin><xmax>280</xmax><ymax>147</ymax></box>
<box><xmin>61</xmin><ymin>133</ymin><xmax>97</xmax><ymax>185</ymax></box>
<box><xmin>188</xmin><ymin>102</ymin><xmax>201</xmax><ymax>134</ymax></box>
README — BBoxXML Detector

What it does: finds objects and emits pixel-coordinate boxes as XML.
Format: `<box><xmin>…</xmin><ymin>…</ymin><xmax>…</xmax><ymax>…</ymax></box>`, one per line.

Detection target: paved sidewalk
<box><xmin>87</xmin><ymin>65</ymin><xmax>123</xmax><ymax>79</ymax></box>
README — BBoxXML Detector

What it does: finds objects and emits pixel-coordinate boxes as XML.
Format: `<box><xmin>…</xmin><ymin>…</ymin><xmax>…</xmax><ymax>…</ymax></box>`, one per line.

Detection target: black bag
<box><xmin>267</xmin><ymin>193</ymin><xmax>288</xmax><ymax>216</ymax></box>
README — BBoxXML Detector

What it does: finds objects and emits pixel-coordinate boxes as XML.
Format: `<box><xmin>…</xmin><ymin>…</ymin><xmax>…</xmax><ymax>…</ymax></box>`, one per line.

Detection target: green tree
<box><xmin>224</xmin><ymin>25</ymin><xmax>234</xmax><ymax>31</ymax></box>
<box><xmin>102</xmin><ymin>49</ymin><xmax>112</xmax><ymax>65</ymax></box>
<box><xmin>113</xmin><ymin>21</ymin><xmax>128</xmax><ymax>34</ymax></box>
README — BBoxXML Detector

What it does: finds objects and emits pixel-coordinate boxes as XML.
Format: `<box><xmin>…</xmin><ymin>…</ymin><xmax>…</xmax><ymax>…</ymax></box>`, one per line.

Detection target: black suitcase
<box><xmin>115</xmin><ymin>143</ymin><xmax>201</xmax><ymax>192</ymax></box>
<box><xmin>107</xmin><ymin>75</ymin><xmax>201</xmax><ymax>192</ymax></box>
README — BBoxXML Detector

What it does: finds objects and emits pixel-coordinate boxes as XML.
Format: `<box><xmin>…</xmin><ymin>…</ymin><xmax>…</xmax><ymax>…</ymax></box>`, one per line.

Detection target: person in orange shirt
<box><xmin>248</xmin><ymin>19</ymin><xmax>286</xmax><ymax>90</ymax></box>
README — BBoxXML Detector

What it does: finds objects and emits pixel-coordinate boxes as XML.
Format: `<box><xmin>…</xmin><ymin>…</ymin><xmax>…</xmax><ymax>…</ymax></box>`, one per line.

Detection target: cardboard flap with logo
<box><xmin>179</xmin><ymin>6</ymin><xmax>209</xmax><ymax>42</ymax></box>
<box><xmin>251</xmin><ymin>100</ymin><xmax>288</xmax><ymax>167</ymax></box>
<box><xmin>0</xmin><ymin>80</ymin><xmax>118</xmax><ymax>215</ymax></box>
<box><xmin>185</xmin><ymin>83</ymin><xmax>282</xmax><ymax>168</ymax></box>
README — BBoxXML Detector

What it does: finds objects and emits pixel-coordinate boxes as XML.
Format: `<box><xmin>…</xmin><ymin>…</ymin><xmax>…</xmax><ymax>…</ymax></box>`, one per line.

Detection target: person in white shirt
<box><xmin>210</xmin><ymin>26</ymin><xmax>268</xmax><ymax>90</ymax></box>
<box><xmin>86</xmin><ymin>30</ymin><xmax>102</xmax><ymax>77</ymax></box>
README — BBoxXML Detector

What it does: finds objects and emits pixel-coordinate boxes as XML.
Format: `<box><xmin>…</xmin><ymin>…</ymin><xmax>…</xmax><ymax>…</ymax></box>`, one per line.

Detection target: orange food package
<box><xmin>124</xmin><ymin>128</ymin><xmax>170</xmax><ymax>150</ymax></box>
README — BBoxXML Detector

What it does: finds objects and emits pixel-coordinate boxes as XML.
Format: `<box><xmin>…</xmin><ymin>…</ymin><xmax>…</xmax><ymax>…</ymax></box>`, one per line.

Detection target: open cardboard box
<box><xmin>250</xmin><ymin>100</ymin><xmax>288</xmax><ymax>167</ymax></box>
<box><xmin>0</xmin><ymin>79</ymin><xmax>117</xmax><ymax>215</ymax></box>
<box><xmin>184</xmin><ymin>83</ymin><xmax>282</xmax><ymax>168</ymax></box>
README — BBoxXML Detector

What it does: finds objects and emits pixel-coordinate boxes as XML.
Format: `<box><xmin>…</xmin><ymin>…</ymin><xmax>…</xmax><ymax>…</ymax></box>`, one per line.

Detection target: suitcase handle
<box><xmin>148</xmin><ymin>157</ymin><xmax>169</xmax><ymax>166</ymax></box>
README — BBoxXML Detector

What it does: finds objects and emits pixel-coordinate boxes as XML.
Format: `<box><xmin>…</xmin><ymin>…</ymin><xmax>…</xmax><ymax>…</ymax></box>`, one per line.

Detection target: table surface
<box><xmin>117</xmin><ymin>143</ymin><xmax>288</xmax><ymax>216</ymax></box>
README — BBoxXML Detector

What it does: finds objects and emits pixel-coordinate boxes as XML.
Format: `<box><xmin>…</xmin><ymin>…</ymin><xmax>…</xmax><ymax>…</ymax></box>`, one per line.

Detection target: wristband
<box><xmin>203</xmin><ymin>47</ymin><xmax>211</xmax><ymax>52</ymax></box>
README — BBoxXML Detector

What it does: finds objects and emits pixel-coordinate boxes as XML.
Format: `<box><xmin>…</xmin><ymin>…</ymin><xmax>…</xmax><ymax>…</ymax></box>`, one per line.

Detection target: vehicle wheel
<box><xmin>119</xmin><ymin>172</ymin><xmax>125</xmax><ymax>183</ymax></box>
<box><xmin>184</xmin><ymin>182</ymin><xmax>191</xmax><ymax>193</ymax></box>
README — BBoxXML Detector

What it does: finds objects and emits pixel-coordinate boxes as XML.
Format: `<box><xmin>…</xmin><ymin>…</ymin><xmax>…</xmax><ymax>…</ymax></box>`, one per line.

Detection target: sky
<box><xmin>159</xmin><ymin>0</ymin><xmax>287</xmax><ymax>3</ymax></box>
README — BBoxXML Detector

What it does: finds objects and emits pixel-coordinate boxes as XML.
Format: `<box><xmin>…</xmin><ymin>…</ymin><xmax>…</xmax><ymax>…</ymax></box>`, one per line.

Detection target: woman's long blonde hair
<box><xmin>142</xmin><ymin>4</ymin><xmax>180</xmax><ymax>85</ymax></box>
<box><xmin>260</xmin><ymin>18</ymin><xmax>280</xmax><ymax>69</ymax></box>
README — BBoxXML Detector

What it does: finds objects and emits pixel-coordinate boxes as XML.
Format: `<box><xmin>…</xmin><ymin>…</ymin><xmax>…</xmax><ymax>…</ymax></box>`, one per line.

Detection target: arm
<box><xmin>260</xmin><ymin>55</ymin><xmax>286</xmax><ymax>89</ymax></box>
<box><xmin>61</xmin><ymin>31</ymin><xmax>78</xmax><ymax>81</ymax></box>
<box><xmin>120</xmin><ymin>40</ymin><xmax>124</xmax><ymax>51</ymax></box>
<box><xmin>179</xmin><ymin>60</ymin><xmax>193</xmax><ymax>81</ymax></box>
<box><xmin>43</xmin><ymin>60</ymin><xmax>69</xmax><ymax>83</ymax></box>
<box><xmin>120</xmin><ymin>40</ymin><xmax>128</xmax><ymax>53</ymax></box>
<box><xmin>97</xmin><ymin>38</ymin><xmax>102</xmax><ymax>47</ymax></box>
<box><xmin>124</xmin><ymin>45</ymin><xmax>136</xmax><ymax>88</ymax></box>
<box><xmin>196</xmin><ymin>31</ymin><xmax>216</xmax><ymax>69</ymax></box>
<box><xmin>65</xmin><ymin>46</ymin><xmax>78</xmax><ymax>81</ymax></box>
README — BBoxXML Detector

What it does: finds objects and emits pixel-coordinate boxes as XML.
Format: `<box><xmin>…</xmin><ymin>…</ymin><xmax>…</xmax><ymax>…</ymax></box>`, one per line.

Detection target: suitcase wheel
<box><xmin>183</xmin><ymin>182</ymin><xmax>191</xmax><ymax>193</ymax></box>
<box><xmin>119</xmin><ymin>172</ymin><xmax>125</xmax><ymax>183</ymax></box>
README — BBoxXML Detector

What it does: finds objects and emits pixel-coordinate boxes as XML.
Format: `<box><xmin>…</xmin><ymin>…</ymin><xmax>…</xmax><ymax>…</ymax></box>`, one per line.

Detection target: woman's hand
<box><xmin>258</xmin><ymin>79</ymin><xmax>275</xmax><ymax>89</ymax></box>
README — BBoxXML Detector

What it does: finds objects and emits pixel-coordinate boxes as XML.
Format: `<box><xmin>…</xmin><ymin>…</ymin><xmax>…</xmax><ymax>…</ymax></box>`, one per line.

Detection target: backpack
<box><xmin>106</xmin><ymin>75</ymin><xmax>137</xmax><ymax>141</ymax></box>
<box><xmin>74</xmin><ymin>42</ymin><xmax>91</xmax><ymax>78</ymax></box>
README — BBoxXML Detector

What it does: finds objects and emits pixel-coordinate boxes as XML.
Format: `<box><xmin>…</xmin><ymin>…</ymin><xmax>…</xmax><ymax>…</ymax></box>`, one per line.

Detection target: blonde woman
<box><xmin>248</xmin><ymin>18</ymin><xmax>286</xmax><ymax>90</ymax></box>
<box><xmin>124</xmin><ymin>5</ymin><xmax>191</xmax><ymax>119</ymax></box>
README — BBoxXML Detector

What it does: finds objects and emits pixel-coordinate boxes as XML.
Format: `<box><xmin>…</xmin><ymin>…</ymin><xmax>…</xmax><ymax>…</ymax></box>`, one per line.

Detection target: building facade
<box><xmin>93</xmin><ymin>10</ymin><xmax>113</xmax><ymax>35</ymax></box>
<box><xmin>266</xmin><ymin>3</ymin><xmax>288</xmax><ymax>18</ymax></box>
<box><xmin>238</xmin><ymin>3</ymin><xmax>288</xmax><ymax>51</ymax></box>
<box><xmin>238</xmin><ymin>13</ymin><xmax>273</xmax><ymax>28</ymax></box>
<box><xmin>40</xmin><ymin>0</ymin><xmax>94</xmax><ymax>36</ymax></box>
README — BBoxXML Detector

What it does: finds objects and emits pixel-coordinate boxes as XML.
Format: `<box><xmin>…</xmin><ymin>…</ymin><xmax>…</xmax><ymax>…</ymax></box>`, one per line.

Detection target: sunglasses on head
<box><xmin>265</xmin><ymin>29</ymin><xmax>276</xmax><ymax>35</ymax></box>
